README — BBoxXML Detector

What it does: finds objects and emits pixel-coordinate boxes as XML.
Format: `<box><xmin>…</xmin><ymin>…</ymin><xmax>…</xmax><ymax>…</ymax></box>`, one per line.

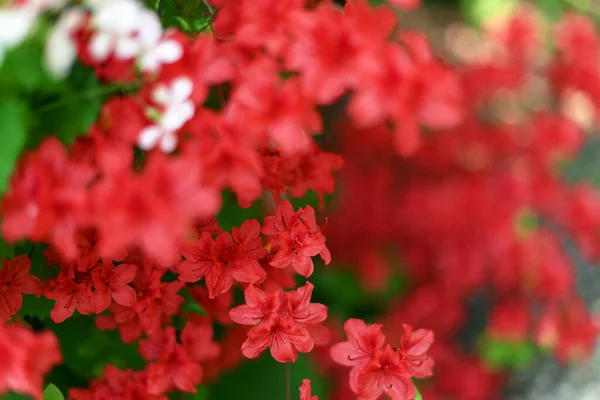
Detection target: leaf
<box><xmin>48</xmin><ymin>315</ymin><xmax>145</xmax><ymax>378</ymax></box>
<box><xmin>460</xmin><ymin>0</ymin><xmax>518</xmax><ymax>26</ymax></box>
<box><xmin>0</xmin><ymin>97</ymin><xmax>29</xmax><ymax>194</ymax></box>
<box><xmin>0</xmin><ymin>40</ymin><xmax>47</xmax><ymax>92</ymax></box>
<box><xmin>415</xmin><ymin>385</ymin><xmax>423</xmax><ymax>400</ymax></box>
<box><xmin>31</xmin><ymin>63</ymin><xmax>103</xmax><ymax>147</ymax></box>
<box><xmin>19</xmin><ymin>293</ymin><xmax>54</xmax><ymax>320</ymax></box>
<box><xmin>181</xmin><ymin>289</ymin><xmax>207</xmax><ymax>315</ymax></box>
<box><xmin>43</xmin><ymin>384</ymin><xmax>64</xmax><ymax>400</ymax></box>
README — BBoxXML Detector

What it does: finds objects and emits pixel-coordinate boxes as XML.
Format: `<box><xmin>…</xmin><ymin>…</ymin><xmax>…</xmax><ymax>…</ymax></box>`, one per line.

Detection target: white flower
<box><xmin>45</xmin><ymin>9</ymin><xmax>83</xmax><ymax>78</ymax></box>
<box><xmin>88</xmin><ymin>0</ymin><xmax>146</xmax><ymax>61</ymax></box>
<box><xmin>138</xmin><ymin>77</ymin><xmax>195</xmax><ymax>153</ymax></box>
<box><xmin>136</xmin><ymin>10</ymin><xmax>182</xmax><ymax>72</ymax></box>
<box><xmin>0</xmin><ymin>7</ymin><xmax>37</xmax><ymax>66</ymax></box>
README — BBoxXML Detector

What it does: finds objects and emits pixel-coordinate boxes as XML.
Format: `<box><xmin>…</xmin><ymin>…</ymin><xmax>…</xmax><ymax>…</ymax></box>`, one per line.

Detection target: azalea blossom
<box><xmin>229</xmin><ymin>282</ymin><xmax>327</xmax><ymax>363</ymax></box>
<box><xmin>138</xmin><ymin>76</ymin><xmax>195</xmax><ymax>152</ymax></box>
<box><xmin>330</xmin><ymin>319</ymin><xmax>434</xmax><ymax>400</ymax></box>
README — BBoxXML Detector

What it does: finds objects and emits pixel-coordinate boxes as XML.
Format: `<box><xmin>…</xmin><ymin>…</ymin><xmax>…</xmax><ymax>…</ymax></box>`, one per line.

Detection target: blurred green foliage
<box><xmin>208</xmin><ymin>354</ymin><xmax>329</xmax><ymax>400</ymax></box>
<box><xmin>478</xmin><ymin>336</ymin><xmax>538</xmax><ymax>371</ymax></box>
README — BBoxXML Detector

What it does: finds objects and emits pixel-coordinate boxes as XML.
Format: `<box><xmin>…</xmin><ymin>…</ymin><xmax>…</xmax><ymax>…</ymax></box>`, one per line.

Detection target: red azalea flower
<box><xmin>331</xmin><ymin>319</ymin><xmax>433</xmax><ymax>399</ymax></box>
<box><xmin>1</xmin><ymin>138</ymin><xmax>94</xmax><ymax>259</ymax></box>
<box><xmin>399</xmin><ymin>324</ymin><xmax>435</xmax><ymax>378</ymax></box>
<box><xmin>0</xmin><ymin>324</ymin><xmax>62</xmax><ymax>400</ymax></box>
<box><xmin>229</xmin><ymin>282</ymin><xmax>327</xmax><ymax>363</ymax></box>
<box><xmin>179</xmin><ymin>219</ymin><xmax>266</xmax><ymax>298</ymax></box>
<box><xmin>139</xmin><ymin>327</ymin><xmax>203</xmax><ymax>395</ymax></box>
<box><xmin>181</xmin><ymin>318</ymin><xmax>222</xmax><ymax>363</ymax></box>
<box><xmin>44</xmin><ymin>273</ymin><xmax>94</xmax><ymax>323</ymax></box>
<box><xmin>90</xmin><ymin>262</ymin><xmax>138</xmax><ymax>313</ymax></box>
<box><xmin>355</xmin><ymin>345</ymin><xmax>416</xmax><ymax>400</ymax></box>
<box><xmin>263</xmin><ymin>201</ymin><xmax>330</xmax><ymax>277</ymax></box>
<box><xmin>0</xmin><ymin>255</ymin><xmax>42</xmax><ymax>322</ymax></box>
<box><xmin>69</xmin><ymin>365</ymin><xmax>167</xmax><ymax>400</ymax></box>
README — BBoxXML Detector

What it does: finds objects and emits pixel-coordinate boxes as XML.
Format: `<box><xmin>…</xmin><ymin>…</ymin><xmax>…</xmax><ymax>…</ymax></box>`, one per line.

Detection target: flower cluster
<box><xmin>330</xmin><ymin>319</ymin><xmax>434</xmax><ymax>400</ymax></box>
<box><xmin>1</xmin><ymin>0</ymin><xmax>600</xmax><ymax>399</ymax></box>
<box><xmin>230</xmin><ymin>282</ymin><xmax>327</xmax><ymax>363</ymax></box>
<box><xmin>316</xmin><ymin>8</ymin><xmax>600</xmax><ymax>400</ymax></box>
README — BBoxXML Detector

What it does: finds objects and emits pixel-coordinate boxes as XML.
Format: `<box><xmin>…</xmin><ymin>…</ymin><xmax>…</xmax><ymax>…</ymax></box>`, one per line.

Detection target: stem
<box><xmin>34</xmin><ymin>82</ymin><xmax>140</xmax><ymax>115</ymax></box>
<box><xmin>285</xmin><ymin>363</ymin><xmax>291</xmax><ymax>400</ymax></box>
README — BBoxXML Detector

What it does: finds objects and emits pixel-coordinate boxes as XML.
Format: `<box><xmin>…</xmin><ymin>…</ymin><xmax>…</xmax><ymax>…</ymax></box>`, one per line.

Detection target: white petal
<box><xmin>151</xmin><ymin>85</ymin><xmax>170</xmax><ymax>106</ymax></box>
<box><xmin>0</xmin><ymin>9</ymin><xmax>36</xmax><ymax>47</ymax></box>
<box><xmin>137</xmin><ymin>11</ymin><xmax>162</xmax><ymax>46</ymax></box>
<box><xmin>179</xmin><ymin>100</ymin><xmax>195</xmax><ymax>121</ymax></box>
<box><xmin>95</xmin><ymin>0</ymin><xmax>141</xmax><ymax>33</ymax></box>
<box><xmin>138</xmin><ymin>125</ymin><xmax>163</xmax><ymax>150</ymax></box>
<box><xmin>115</xmin><ymin>36</ymin><xmax>140</xmax><ymax>59</ymax></box>
<box><xmin>159</xmin><ymin>132</ymin><xmax>178</xmax><ymax>153</ymax></box>
<box><xmin>161</xmin><ymin>101</ymin><xmax>194</xmax><ymax>131</ymax></box>
<box><xmin>60</xmin><ymin>9</ymin><xmax>84</xmax><ymax>31</ymax></box>
<box><xmin>89</xmin><ymin>31</ymin><xmax>113</xmax><ymax>61</ymax></box>
<box><xmin>170</xmin><ymin>77</ymin><xmax>193</xmax><ymax>103</ymax></box>
<box><xmin>46</xmin><ymin>32</ymin><xmax>77</xmax><ymax>78</ymax></box>
<box><xmin>161</xmin><ymin>108</ymin><xmax>184</xmax><ymax>131</ymax></box>
<box><xmin>155</xmin><ymin>40</ymin><xmax>182</xmax><ymax>63</ymax></box>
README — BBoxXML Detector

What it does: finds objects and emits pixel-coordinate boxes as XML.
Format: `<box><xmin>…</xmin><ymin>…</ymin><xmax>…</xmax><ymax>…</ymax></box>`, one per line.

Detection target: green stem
<box><xmin>34</xmin><ymin>82</ymin><xmax>140</xmax><ymax>115</ymax></box>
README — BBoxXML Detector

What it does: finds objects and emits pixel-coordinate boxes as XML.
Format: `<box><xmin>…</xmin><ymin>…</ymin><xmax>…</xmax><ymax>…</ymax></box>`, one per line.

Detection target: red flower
<box><xmin>181</xmin><ymin>318</ymin><xmax>222</xmax><ymax>363</ymax></box>
<box><xmin>330</xmin><ymin>318</ymin><xmax>386</xmax><ymax>368</ymax></box>
<box><xmin>69</xmin><ymin>365</ymin><xmax>167</xmax><ymax>400</ymax></box>
<box><xmin>356</xmin><ymin>345</ymin><xmax>416</xmax><ymax>400</ymax></box>
<box><xmin>0</xmin><ymin>255</ymin><xmax>42</xmax><ymax>322</ymax></box>
<box><xmin>399</xmin><ymin>324</ymin><xmax>435</xmax><ymax>378</ymax></box>
<box><xmin>139</xmin><ymin>327</ymin><xmax>203</xmax><ymax>395</ymax></box>
<box><xmin>229</xmin><ymin>282</ymin><xmax>327</xmax><ymax>363</ymax></box>
<box><xmin>0</xmin><ymin>138</ymin><xmax>94</xmax><ymax>259</ymax></box>
<box><xmin>263</xmin><ymin>201</ymin><xmax>330</xmax><ymax>277</ymax></box>
<box><xmin>0</xmin><ymin>324</ymin><xmax>62</xmax><ymax>400</ymax></box>
<box><xmin>93</xmin><ymin>153</ymin><xmax>220</xmax><ymax>266</ymax></box>
<box><xmin>179</xmin><ymin>219</ymin><xmax>267</xmax><ymax>298</ymax></box>
<box><xmin>299</xmin><ymin>379</ymin><xmax>319</xmax><ymax>400</ymax></box>
<box><xmin>44</xmin><ymin>273</ymin><xmax>94</xmax><ymax>323</ymax></box>
<box><xmin>536</xmin><ymin>299</ymin><xmax>599</xmax><ymax>363</ymax></box>
<box><xmin>331</xmin><ymin>319</ymin><xmax>433</xmax><ymax>399</ymax></box>
<box><xmin>91</xmin><ymin>262</ymin><xmax>138</xmax><ymax>313</ymax></box>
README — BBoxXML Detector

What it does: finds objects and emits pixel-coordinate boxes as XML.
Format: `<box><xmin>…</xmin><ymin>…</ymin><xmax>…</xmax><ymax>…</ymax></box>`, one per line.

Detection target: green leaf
<box><xmin>19</xmin><ymin>293</ymin><xmax>54</xmax><ymax>321</ymax></box>
<box><xmin>48</xmin><ymin>315</ymin><xmax>145</xmax><ymax>379</ymax></box>
<box><xmin>43</xmin><ymin>384</ymin><xmax>64</xmax><ymax>400</ymax></box>
<box><xmin>32</xmin><ymin>63</ymin><xmax>103</xmax><ymax>146</ymax></box>
<box><xmin>181</xmin><ymin>288</ymin><xmax>207</xmax><ymax>315</ymax></box>
<box><xmin>460</xmin><ymin>0</ymin><xmax>518</xmax><ymax>26</ymax></box>
<box><xmin>0</xmin><ymin>97</ymin><xmax>29</xmax><ymax>194</ymax></box>
<box><xmin>415</xmin><ymin>385</ymin><xmax>423</xmax><ymax>400</ymax></box>
<box><xmin>0</xmin><ymin>40</ymin><xmax>47</xmax><ymax>92</ymax></box>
